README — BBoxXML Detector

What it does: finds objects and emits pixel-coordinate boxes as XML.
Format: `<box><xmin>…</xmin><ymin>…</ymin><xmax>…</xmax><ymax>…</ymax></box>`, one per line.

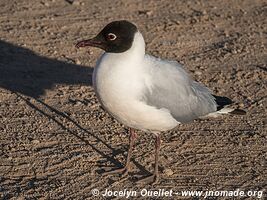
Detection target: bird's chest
<box><xmin>93</xmin><ymin>56</ymin><xmax>145</xmax><ymax>120</ymax></box>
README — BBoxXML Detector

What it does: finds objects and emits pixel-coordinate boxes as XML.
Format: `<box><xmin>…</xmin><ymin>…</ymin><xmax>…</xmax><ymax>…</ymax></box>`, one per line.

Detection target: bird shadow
<box><xmin>0</xmin><ymin>40</ymin><xmax>93</xmax><ymax>97</ymax></box>
<box><xmin>0</xmin><ymin>40</ymin><xmax>149</xmax><ymax>177</ymax></box>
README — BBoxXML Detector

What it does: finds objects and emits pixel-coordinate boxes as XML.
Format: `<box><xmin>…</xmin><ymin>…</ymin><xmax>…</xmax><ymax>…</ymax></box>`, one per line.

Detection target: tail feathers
<box><xmin>212</xmin><ymin>95</ymin><xmax>233</xmax><ymax>110</ymax></box>
<box><xmin>212</xmin><ymin>95</ymin><xmax>246</xmax><ymax>115</ymax></box>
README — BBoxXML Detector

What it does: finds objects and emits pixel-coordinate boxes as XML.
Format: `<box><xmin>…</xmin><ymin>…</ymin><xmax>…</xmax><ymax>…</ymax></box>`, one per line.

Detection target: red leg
<box><xmin>124</xmin><ymin>128</ymin><xmax>137</xmax><ymax>169</ymax></box>
<box><xmin>102</xmin><ymin>128</ymin><xmax>137</xmax><ymax>176</ymax></box>
<box><xmin>137</xmin><ymin>134</ymin><xmax>161</xmax><ymax>184</ymax></box>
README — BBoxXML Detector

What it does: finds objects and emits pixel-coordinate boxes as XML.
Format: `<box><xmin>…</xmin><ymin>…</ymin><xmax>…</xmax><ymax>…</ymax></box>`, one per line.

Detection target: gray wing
<box><xmin>143</xmin><ymin>55</ymin><xmax>217</xmax><ymax>123</ymax></box>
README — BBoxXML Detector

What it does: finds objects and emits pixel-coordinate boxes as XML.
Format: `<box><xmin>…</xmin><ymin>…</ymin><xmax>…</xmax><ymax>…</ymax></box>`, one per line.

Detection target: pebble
<box><xmin>195</xmin><ymin>70</ymin><xmax>202</xmax><ymax>76</ymax></box>
<box><xmin>164</xmin><ymin>168</ymin><xmax>174</xmax><ymax>176</ymax></box>
<box><xmin>32</xmin><ymin>139</ymin><xmax>40</xmax><ymax>144</ymax></box>
<box><xmin>73</xmin><ymin>1</ymin><xmax>85</xmax><ymax>6</ymax></box>
<box><xmin>193</xmin><ymin>57</ymin><xmax>201</xmax><ymax>62</ymax></box>
<box><xmin>138</xmin><ymin>10</ymin><xmax>153</xmax><ymax>16</ymax></box>
<box><xmin>76</xmin><ymin>60</ymin><xmax>81</xmax><ymax>65</ymax></box>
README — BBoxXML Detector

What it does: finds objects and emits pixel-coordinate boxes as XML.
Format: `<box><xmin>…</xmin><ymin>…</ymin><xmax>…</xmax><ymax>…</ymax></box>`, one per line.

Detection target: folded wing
<box><xmin>143</xmin><ymin>55</ymin><xmax>217</xmax><ymax>123</ymax></box>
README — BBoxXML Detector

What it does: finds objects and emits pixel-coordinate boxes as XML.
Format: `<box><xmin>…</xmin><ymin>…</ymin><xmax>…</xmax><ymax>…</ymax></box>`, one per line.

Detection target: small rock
<box><xmin>195</xmin><ymin>70</ymin><xmax>202</xmax><ymax>76</ymax></box>
<box><xmin>138</xmin><ymin>10</ymin><xmax>153</xmax><ymax>16</ymax></box>
<box><xmin>194</xmin><ymin>56</ymin><xmax>201</xmax><ymax>62</ymax></box>
<box><xmin>76</xmin><ymin>60</ymin><xmax>81</xmax><ymax>65</ymax></box>
<box><xmin>164</xmin><ymin>168</ymin><xmax>174</xmax><ymax>176</ymax></box>
<box><xmin>87</xmin><ymin>50</ymin><xmax>93</xmax><ymax>55</ymax></box>
<box><xmin>73</xmin><ymin>1</ymin><xmax>84</xmax><ymax>6</ymax></box>
<box><xmin>32</xmin><ymin>139</ymin><xmax>40</xmax><ymax>144</ymax></box>
<box><xmin>146</xmin><ymin>10</ymin><xmax>153</xmax><ymax>16</ymax></box>
<box><xmin>75</xmin><ymin>101</ymin><xmax>83</xmax><ymax>106</ymax></box>
<box><xmin>239</xmin><ymin>103</ymin><xmax>244</xmax><ymax>107</ymax></box>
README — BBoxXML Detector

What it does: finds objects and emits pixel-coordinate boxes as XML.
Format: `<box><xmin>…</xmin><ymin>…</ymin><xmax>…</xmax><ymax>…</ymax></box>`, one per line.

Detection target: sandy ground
<box><xmin>0</xmin><ymin>0</ymin><xmax>266</xmax><ymax>199</ymax></box>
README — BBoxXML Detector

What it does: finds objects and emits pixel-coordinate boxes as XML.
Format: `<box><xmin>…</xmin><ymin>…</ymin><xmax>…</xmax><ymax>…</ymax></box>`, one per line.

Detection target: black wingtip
<box><xmin>212</xmin><ymin>95</ymin><xmax>233</xmax><ymax>111</ymax></box>
<box><xmin>229</xmin><ymin>109</ymin><xmax>246</xmax><ymax>115</ymax></box>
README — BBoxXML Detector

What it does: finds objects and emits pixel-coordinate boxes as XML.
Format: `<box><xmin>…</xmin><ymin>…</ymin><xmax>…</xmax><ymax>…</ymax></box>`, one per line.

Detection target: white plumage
<box><xmin>93</xmin><ymin>31</ymin><xmax>219</xmax><ymax>132</ymax></box>
<box><xmin>76</xmin><ymin>20</ymin><xmax>245</xmax><ymax>184</ymax></box>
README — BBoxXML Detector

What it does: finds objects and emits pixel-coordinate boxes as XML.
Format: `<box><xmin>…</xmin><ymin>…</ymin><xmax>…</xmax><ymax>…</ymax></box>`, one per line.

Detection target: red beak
<box><xmin>75</xmin><ymin>37</ymin><xmax>103</xmax><ymax>49</ymax></box>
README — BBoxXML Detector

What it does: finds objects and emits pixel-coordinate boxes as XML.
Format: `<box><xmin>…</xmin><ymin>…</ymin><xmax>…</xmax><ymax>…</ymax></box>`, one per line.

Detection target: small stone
<box><xmin>164</xmin><ymin>168</ymin><xmax>174</xmax><ymax>176</ymax></box>
<box><xmin>76</xmin><ymin>60</ymin><xmax>81</xmax><ymax>65</ymax></box>
<box><xmin>195</xmin><ymin>70</ymin><xmax>202</xmax><ymax>76</ymax></box>
<box><xmin>194</xmin><ymin>56</ymin><xmax>201</xmax><ymax>62</ymax></box>
<box><xmin>239</xmin><ymin>103</ymin><xmax>244</xmax><ymax>108</ymax></box>
<box><xmin>75</xmin><ymin>101</ymin><xmax>83</xmax><ymax>106</ymax></box>
<box><xmin>224</xmin><ymin>31</ymin><xmax>230</xmax><ymax>37</ymax></box>
<box><xmin>138</xmin><ymin>10</ymin><xmax>153</xmax><ymax>16</ymax></box>
<box><xmin>32</xmin><ymin>139</ymin><xmax>40</xmax><ymax>144</ymax></box>
<box><xmin>146</xmin><ymin>10</ymin><xmax>153</xmax><ymax>16</ymax></box>
<box><xmin>73</xmin><ymin>1</ymin><xmax>81</xmax><ymax>6</ymax></box>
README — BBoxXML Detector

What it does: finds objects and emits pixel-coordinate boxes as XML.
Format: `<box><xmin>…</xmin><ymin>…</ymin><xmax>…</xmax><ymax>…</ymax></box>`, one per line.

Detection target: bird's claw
<box><xmin>136</xmin><ymin>173</ymin><xmax>159</xmax><ymax>185</ymax></box>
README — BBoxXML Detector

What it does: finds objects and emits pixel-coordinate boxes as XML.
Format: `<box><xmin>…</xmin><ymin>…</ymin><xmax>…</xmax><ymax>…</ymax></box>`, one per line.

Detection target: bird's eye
<box><xmin>107</xmin><ymin>33</ymin><xmax>117</xmax><ymax>41</ymax></box>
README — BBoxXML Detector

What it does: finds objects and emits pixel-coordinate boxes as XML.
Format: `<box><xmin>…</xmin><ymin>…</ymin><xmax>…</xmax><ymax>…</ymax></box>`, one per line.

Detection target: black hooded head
<box><xmin>76</xmin><ymin>20</ymin><xmax>138</xmax><ymax>53</ymax></box>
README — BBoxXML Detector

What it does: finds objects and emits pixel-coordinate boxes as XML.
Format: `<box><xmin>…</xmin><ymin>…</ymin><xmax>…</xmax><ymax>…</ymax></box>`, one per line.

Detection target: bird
<box><xmin>75</xmin><ymin>20</ymin><xmax>246</xmax><ymax>184</ymax></box>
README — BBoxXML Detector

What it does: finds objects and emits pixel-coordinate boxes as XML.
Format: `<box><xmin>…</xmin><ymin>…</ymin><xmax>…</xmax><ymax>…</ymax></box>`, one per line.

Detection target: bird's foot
<box><xmin>102</xmin><ymin>166</ymin><xmax>129</xmax><ymax>177</ymax></box>
<box><xmin>136</xmin><ymin>173</ymin><xmax>159</xmax><ymax>185</ymax></box>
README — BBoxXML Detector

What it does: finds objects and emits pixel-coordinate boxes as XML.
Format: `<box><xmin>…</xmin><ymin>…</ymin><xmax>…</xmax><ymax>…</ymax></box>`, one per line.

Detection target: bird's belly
<box><xmin>93</xmin><ymin>67</ymin><xmax>179</xmax><ymax>132</ymax></box>
<box><xmin>93</xmin><ymin>67</ymin><xmax>144</xmax><ymax>128</ymax></box>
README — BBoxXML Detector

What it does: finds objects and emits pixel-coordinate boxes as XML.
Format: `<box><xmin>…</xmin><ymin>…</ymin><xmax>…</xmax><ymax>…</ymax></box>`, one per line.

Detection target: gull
<box><xmin>75</xmin><ymin>20</ymin><xmax>245</xmax><ymax>184</ymax></box>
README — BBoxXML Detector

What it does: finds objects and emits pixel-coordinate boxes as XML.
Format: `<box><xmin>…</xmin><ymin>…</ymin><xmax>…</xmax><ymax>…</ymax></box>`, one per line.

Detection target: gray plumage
<box><xmin>143</xmin><ymin>55</ymin><xmax>217</xmax><ymax>123</ymax></box>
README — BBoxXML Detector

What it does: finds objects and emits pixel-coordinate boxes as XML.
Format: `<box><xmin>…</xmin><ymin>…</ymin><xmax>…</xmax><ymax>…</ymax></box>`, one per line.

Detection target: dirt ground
<box><xmin>0</xmin><ymin>0</ymin><xmax>266</xmax><ymax>199</ymax></box>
